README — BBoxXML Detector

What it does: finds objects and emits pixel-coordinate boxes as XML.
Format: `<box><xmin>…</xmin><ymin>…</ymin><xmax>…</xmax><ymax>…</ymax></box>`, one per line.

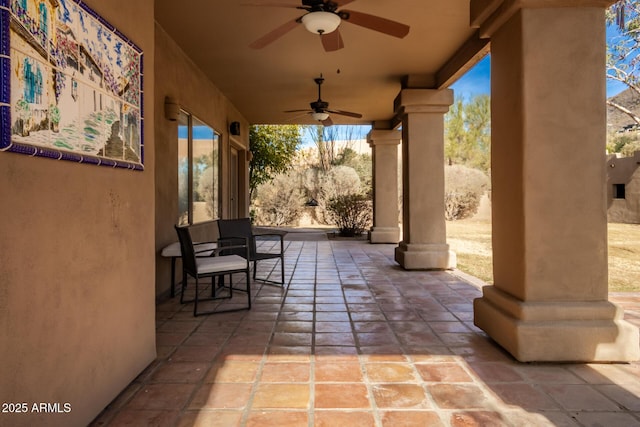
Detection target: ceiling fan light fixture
<box><xmin>301</xmin><ymin>11</ymin><xmax>341</xmax><ymax>35</ymax></box>
<box><xmin>312</xmin><ymin>111</ymin><xmax>330</xmax><ymax>121</ymax></box>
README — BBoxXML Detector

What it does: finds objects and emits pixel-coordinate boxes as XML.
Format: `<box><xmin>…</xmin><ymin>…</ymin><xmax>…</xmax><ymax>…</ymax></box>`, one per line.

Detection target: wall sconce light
<box><xmin>230</xmin><ymin>121</ymin><xmax>241</xmax><ymax>136</ymax></box>
<box><xmin>164</xmin><ymin>96</ymin><xmax>179</xmax><ymax>121</ymax></box>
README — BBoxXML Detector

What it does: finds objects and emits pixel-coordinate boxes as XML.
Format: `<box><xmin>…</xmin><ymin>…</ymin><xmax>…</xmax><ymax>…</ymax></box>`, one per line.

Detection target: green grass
<box><xmin>446</xmin><ymin>219</ymin><xmax>640</xmax><ymax>292</ymax></box>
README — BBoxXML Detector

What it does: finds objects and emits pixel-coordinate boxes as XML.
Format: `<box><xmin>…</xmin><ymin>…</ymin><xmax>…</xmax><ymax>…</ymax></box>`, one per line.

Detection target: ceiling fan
<box><xmin>247</xmin><ymin>0</ymin><xmax>410</xmax><ymax>52</ymax></box>
<box><xmin>285</xmin><ymin>74</ymin><xmax>363</xmax><ymax>126</ymax></box>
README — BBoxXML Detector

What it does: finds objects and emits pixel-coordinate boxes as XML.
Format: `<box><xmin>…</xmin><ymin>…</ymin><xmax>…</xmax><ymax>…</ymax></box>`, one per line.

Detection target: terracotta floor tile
<box><xmin>205</xmin><ymin>361</ymin><xmax>260</xmax><ymax>383</ymax></box>
<box><xmin>315</xmin><ymin>321</ymin><xmax>352</xmax><ymax>333</ymax></box>
<box><xmin>491</xmin><ymin>383</ymin><xmax>560</xmax><ymax>410</ymax></box>
<box><xmin>274</xmin><ymin>321</ymin><xmax>313</xmax><ymax>333</ymax></box>
<box><xmin>415</xmin><ymin>362</ymin><xmax>473</xmax><ymax>383</ymax></box>
<box><xmin>315</xmin><ymin>361</ymin><xmax>363</xmax><ymax>382</ymax></box>
<box><xmin>251</xmin><ymin>384</ymin><xmax>310</xmax><ymax>409</ymax></box>
<box><xmin>450</xmin><ymin>411</ymin><xmax>511</xmax><ymax>427</ymax></box>
<box><xmin>266</xmin><ymin>347</ymin><xmax>312</xmax><ymax>359</ymax></box>
<box><xmin>428</xmin><ymin>384</ymin><xmax>492</xmax><ymax>410</ymax></box>
<box><xmin>380</xmin><ymin>410</ymin><xmax>444</xmax><ymax>427</ymax></box>
<box><xmin>188</xmin><ymin>383</ymin><xmax>253</xmax><ymax>409</ymax></box>
<box><xmin>94</xmin><ymin>241</ymin><xmax>640</xmax><ymax>427</ymax></box>
<box><xmin>108</xmin><ymin>409</ymin><xmax>179</xmax><ymax>427</ymax></box>
<box><xmin>169</xmin><ymin>345</ymin><xmax>219</xmax><ymax>362</ymax></box>
<box><xmin>513</xmin><ymin>365</ymin><xmax>583</xmax><ymax>384</ymax></box>
<box><xmin>182</xmin><ymin>333</ymin><xmax>230</xmax><ymax>346</ymax></box>
<box><xmin>278</xmin><ymin>311</ymin><xmax>314</xmax><ymax>322</ymax></box>
<box><xmin>314</xmin><ymin>383</ymin><xmax>371</xmax><ymax>408</ymax></box>
<box><xmin>176</xmin><ymin>410</ymin><xmax>242</xmax><ymax>427</ymax></box>
<box><xmin>314</xmin><ymin>410</ymin><xmax>376</xmax><ymax>427</ymax></box>
<box><xmin>245</xmin><ymin>410</ymin><xmax>308</xmax><ymax>426</ymax></box>
<box><xmin>127</xmin><ymin>383</ymin><xmax>196</xmax><ymax>410</ymax></box>
<box><xmin>156</xmin><ymin>332</ymin><xmax>189</xmax><ymax>346</ymax></box>
<box><xmin>573</xmin><ymin>411</ymin><xmax>640</xmax><ymax>427</ymax></box>
<box><xmin>271</xmin><ymin>332</ymin><xmax>312</xmax><ymax>347</ymax></box>
<box><xmin>371</xmin><ymin>384</ymin><xmax>431</xmax><ymax>409</ymax></box>
<box><xmin>540</xmin><ymin>384</ymin><xmax>621</xmax><ymax>411</ymax></box>
<box><xmin>260</xmin><ymin>362</ymin><xmax>311</xmax><ymax>382</ymax></box>
<box><xmin>315</xmin><ymin>332</ymin><xmax>356</xmax><ymax>346</ymax></box>
<box><xmin>365</xmin><ymin>362</ymin><xmax>418</xmax><ymax>383</ymax></box>
<box><xmin>150</xmin><ymin>361</ymin><xmax>209</xmax><ymax>383</ymax></box>
<box><xmin>357</xmin><ymin>332</ymin><xmax>400</xmax><ymax>346</ymax></box>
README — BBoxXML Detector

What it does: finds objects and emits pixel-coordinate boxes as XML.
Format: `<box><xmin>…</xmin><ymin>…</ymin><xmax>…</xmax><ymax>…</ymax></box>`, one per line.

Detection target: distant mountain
<box><xmin>607</xmin><ymin>88</ymin><xmax>640</xmax><ymax>131</ymax></box>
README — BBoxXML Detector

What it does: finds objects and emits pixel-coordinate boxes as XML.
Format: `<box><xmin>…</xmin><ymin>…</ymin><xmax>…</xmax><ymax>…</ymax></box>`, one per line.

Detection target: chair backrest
<box><xmin>217</xmin><ymin>218</ymin><xmax>256</xmax><ymax>256</ymax></box>
<box><xmin>174</xmin><ymin>225</ymin><xmax>198</xmax><ymax>276</ymax></box>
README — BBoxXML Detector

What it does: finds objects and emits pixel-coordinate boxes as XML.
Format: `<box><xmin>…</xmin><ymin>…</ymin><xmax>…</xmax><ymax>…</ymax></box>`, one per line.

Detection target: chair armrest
<box><xmin>216</xmin><ymin>237</ymin><xmax>249</xmax><ymax>258</ymax></box>
<box><xmin>193</xmin><ymin>241</ymin><xmax>218</xmax><ymax>255</ymax></box>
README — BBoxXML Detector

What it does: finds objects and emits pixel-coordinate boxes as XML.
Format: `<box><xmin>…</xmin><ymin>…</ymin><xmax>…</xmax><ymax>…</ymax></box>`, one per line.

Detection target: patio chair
<box><xmin>217</xmin><ymin>218</ymin><xmax>285</xmax><ymax>286</ymax></box>
<box><xmin>174</xmin><ymin>225</ymin><xmax>251</xmax><ymax>316</ymax></box>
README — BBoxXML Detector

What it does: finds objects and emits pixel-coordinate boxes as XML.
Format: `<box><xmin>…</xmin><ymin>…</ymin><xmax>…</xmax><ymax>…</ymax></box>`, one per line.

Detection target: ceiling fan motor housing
<box><xmin>311</xmin><ymin>100</ymin><xmax>329</xmax><ymax>111</ymax></box>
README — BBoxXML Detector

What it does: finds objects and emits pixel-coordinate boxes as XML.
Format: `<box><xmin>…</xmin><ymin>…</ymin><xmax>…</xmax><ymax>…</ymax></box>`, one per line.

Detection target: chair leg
<box><xmin>253</xmin><ymin>260</ymin><xmax>257</xmax><ymax>280</ymax></box>
<box><xmin>280</xmin><ymin>255</ymin><xmax>285</xmax><ymax>285</ymax></box>
<box><xmin>180</xmin><ymin>271</ymin><xmax>188</xmax><ymax>304</ymax></box>
<box><xmin>246</xmin><ymin>269</ymin><xmax>251</xmax><ymax>309</ymax></box>
<box><xmin>193</xmin><ymin>277</ymin><xmax>199</xmax><ymax>316</ymax></box>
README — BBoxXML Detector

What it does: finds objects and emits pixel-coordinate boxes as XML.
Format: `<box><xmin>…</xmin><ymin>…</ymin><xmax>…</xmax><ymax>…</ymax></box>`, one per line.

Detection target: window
<box><xmin>39</xmin><ymin>3</ymin><xmax>48</xmax><ymax>38</ymax></box>
<box><xmin>614</xmin><ymin>183</ymin><xmax>626</xmax><ymax>200</ymax></box>
<box><xmin>177</xmin><ymin>110</ymin><xmax>220</xmax><ymax>225</ymax></box>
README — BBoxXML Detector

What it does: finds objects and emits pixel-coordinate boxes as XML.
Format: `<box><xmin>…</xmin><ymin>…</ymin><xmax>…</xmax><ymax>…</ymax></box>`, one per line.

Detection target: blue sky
<box><xmin>451</xmin><ymin>23</ymin><xmax>629</xmax><ymax>99</ymax></box>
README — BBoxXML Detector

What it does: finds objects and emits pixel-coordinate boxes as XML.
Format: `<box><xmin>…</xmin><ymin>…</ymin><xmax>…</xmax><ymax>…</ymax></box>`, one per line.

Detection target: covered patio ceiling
<box><xmin>154</xmin><ymin>0</ymin><xmax>489</xmax><ymax>126</ymax></box>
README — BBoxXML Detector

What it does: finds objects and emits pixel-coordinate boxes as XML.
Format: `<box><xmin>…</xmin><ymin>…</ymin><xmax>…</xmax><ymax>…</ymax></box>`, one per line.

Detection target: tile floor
<box><xmin>91</xmin><ymin>238</ymin><xmax>640</xmax><ymax>427</ymax></box>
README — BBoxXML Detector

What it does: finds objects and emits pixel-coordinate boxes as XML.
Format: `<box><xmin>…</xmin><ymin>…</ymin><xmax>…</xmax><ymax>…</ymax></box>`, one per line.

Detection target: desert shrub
<box><xmin>444</xmin><ymin>165</ymin><xmax>489</xmax><ymax>220</ymax></box>
<box><xmin>302</xmin><ymin>165</ymin><xmax>362</xmax><ymax>224</ymax></box>
<box><xmin>253</xmin><ymin>172</ymin><xmax>304</xmax><ymax>226</ymax></box>
<box><xmin>327</xmin><ymin>193</ymin><xmax>372</xmax><ymax>237</ymax></box>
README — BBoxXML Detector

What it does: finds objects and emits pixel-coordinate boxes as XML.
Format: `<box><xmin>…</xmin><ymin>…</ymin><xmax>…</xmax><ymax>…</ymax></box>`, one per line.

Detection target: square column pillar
<box><xmin>394</xmin><ymin>89</ymin><xmax>456</xmax><ymax>270</ymax></box>
<box><xmin>367</xmin><ymin>129</ymin><xmax>401</xmax><ymax>243</ymax></box>
<box><xmin>473</xmin><ymin>5</ymin><xmax>639</xmax><ymax>362</ymax></box>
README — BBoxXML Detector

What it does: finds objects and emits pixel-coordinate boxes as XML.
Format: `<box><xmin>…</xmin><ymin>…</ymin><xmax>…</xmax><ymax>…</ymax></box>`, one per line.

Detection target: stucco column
<box><xmin>394</xmin><ymin>89</ymin><xmax>456</xmax><ymax>270</ymax></box>
<box><xmin>473</xmin><ymin>4</ymin><xmax>639</xmax><ymax>361</ymax></box>
<box><xmin>367</xmin><ymin>129</ymin><xmax>401</xmax><ymax>243</ymax></box>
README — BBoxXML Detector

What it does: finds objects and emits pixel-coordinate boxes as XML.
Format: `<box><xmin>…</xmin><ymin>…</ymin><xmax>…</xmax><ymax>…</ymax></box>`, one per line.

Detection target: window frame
<box><xmin>177</xmin><ymin>110</ymin><xmax>221</xmax><ymax>226</ymax></box>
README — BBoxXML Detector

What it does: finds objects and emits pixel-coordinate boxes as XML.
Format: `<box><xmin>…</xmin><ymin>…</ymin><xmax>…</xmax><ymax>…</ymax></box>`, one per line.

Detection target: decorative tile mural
<box><xmin>0</xmin><ymin>0</ymin><xmax>143</xmax><ymax>170</ymax></box>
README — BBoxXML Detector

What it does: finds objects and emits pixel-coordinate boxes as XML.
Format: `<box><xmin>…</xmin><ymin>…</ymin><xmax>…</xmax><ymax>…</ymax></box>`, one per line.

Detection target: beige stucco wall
<box><xmin>607</xmin><ymin>151</ymin><xmax>640</xmax><ymax>223</ymax></box>
<box><xmin>0</xmin><ymin>1</ymin><xmax>156</xmax><ymax>426</ymax></box>
<box><xmin>154</xmin><ymin>24</ymin><xmax>250</xmax><ymax>298</ymax></box>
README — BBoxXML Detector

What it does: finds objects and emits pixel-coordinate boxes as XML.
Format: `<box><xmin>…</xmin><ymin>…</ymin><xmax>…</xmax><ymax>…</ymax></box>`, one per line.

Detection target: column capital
<box><xmin>367</xmin><ymin>129</ymin><xmax>401</xmax><ymax>147</ymax></box>
<box><xmin>394</xmin><ymin>89</ymin><xmax>453</xmax><ymax>116</ymax></box>
<box><xmin>473</xmin><ymin>0</ymin><xmax>615</xmax><ymax>38</ymax></box>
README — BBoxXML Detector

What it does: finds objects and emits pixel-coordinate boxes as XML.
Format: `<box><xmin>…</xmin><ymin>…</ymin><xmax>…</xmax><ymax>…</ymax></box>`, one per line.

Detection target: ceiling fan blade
<box><xmin>327</xmin><ymin>109</ymin><xmax>362</xmax><ymax>118</ymax></box>
<box><xmin>241</xmin><ymin>2</ymin><xmax>300</xmax><ymax>8</ymax></box>
<box><xmin>284</xmin><ymin>109</ymin><xmax>313</xmax><ymax>113</ymax></box>
<box><xmin>321</xmin><ymin>28</ymin><xmax>344</xmax><ymax>52</ymax></box>
<box><xmin>341</xmin><ymin>10</ymin><xmax>410</xmax><ymax>38</ymax></box>
<box><xmin>321</xmin><ymin>116</ymin><xmax>334</xmax><ymax>126</ymax></box>
<box><xmin>249</xmin><ymin>18</ymin><xmax>301</xmax><ymax>49</ymax></box>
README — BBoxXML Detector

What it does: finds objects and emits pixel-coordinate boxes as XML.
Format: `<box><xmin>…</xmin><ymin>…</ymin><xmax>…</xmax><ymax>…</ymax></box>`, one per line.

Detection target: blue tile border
<box><xmin>1</xmin><ymin>0</ymin><xmax>144</xmax><ymax>171</ymax></box>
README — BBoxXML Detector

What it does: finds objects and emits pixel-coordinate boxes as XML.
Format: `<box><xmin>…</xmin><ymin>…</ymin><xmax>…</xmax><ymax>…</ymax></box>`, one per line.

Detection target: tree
<box><xmin>607</xmin><ymin>1</ymin><xmax>640</xmax><ymax>124</ymax></box>
<box><xmin>444</xmin><ymin>94</ymin><xmax>491</xmax><ymax>172</ymax></box>
<box><xmin>249</xmin><ymin>125</ymin><xmax>301</xmax><ymax>200</ymax></box>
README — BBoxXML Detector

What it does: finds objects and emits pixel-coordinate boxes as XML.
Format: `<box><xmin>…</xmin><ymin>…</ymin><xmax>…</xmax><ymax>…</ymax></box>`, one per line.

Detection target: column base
<box><xmin>394</xmin><ymin>242</ymin><xmax>456</xmax><ymax>270</ymax></box>
<box><xmin>369</xmin><ymin>227</ymin><xmax>400</xmax><ymax>244</ymax></box>
<box><xmin>474</xmin><ymin>286</ymin><xmax>640</xmax><ymax>362</ymax></box>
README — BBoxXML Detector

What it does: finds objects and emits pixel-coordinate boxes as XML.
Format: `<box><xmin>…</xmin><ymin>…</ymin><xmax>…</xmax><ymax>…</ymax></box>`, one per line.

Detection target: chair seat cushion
<box><xmin>196</xmin><ymin>255</ymin><xmax>247</xmax><ymax>274</ymax></box>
